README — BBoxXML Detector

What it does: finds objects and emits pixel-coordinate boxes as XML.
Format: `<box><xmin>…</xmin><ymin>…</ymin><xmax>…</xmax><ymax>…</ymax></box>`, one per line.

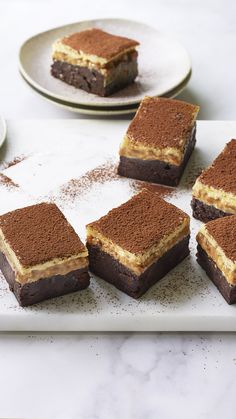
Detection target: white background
<box><xmin>1</xmin><ymin>0</ymin><xmax>236</xmax><ymax>418</ymax></box>
<box><xmin>1</xmin><ymin>0</ymin><xmax>236</xmax><ymax>119</ymax></box>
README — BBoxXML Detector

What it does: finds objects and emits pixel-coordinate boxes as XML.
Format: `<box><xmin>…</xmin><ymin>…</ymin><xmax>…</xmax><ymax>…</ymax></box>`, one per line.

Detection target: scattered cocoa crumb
<box><xmin>0</xmin><ymin>173</ymin><xmax>19</xmax><ymax>189</ymax></box>
<box><xmin>4</xmin><ymin>155</ymin><xmax>26</xmax><ymax>169</ymax></box>
<box><xmin>56</xmin><ymin>159</ymin><xmax>176</xmax><ymax>207</ymax></box>
<box><xmin>59</xmin><ymin>160</ymin><xmax>119</xmax><ymax>202</ymax></box>
<box><xmin>130</xmin><ymin>179</ymin><xmax>175</xmax><ymax>198</ymax></box>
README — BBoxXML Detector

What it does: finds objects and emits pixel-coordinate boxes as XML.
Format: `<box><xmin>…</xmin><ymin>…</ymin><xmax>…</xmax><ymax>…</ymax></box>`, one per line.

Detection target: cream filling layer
<box><xmin>87</xmin><ymin>219</ymin><xmax>189</xmax><ymax>275</ymax></box>
<box><xmin>192</xmin><ymin>179</ymin><xmax>236</xmax><ymax>214</ymax></box>
<box><xmin>197</xmin><ymin>225</ymin><xmax>236</xmax><ymax>285</ymax></box>
<box><xmin>119</xmin><ymin>135</ymin><xmax>184</xmax><ymax>165</ymax></box>
<box><xmin>52</xmin><ymin>39</ymin><xmax>137</xmax><ymax>67</ymax></box>
<box><xmin>0</xmin><ymin>229</ymin><xmax>88</xmax><ymax>285</ymax></box>
<box><xmin>53</xmin><ymin>50</ymin><xmax>137</xmax><ymax>87</ymax></box>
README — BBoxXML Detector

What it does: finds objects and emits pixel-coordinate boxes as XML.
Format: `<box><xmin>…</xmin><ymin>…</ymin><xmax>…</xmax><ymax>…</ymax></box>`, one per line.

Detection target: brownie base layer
<box><xmin>51</xmin><ymin>59</ymin><xmax>138</xmax><ymax>97</ymax></box>
<box><xmin>118</xmin><ymin>125</ymin><xmax>196</xmax><ymax>187</ymax></box>
<box><xmin>0</xmin><ymin>252</ymin><xmax>90</xmax><ymax>307</ymax></box>
<box><xmin>87</xmin><ymin>235</ymin><xmax>190</xmax><ymax>298</ymax></box>
<box><xmin>197</xmin><ymin>244</ymin><xmax>236</xmax><ymax>304</ymax></box>
<box><xmin>191</xmin><ymin>197</ymin><xmax>232</xmax><ymax>222</ymax></box>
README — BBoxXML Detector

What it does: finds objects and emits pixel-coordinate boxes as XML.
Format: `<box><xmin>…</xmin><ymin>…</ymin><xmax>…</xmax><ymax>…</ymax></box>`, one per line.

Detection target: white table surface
<box><xmin>0</xmin><ymin>0</ymin><xmax>236</xmax><ymax>417</ymax></box>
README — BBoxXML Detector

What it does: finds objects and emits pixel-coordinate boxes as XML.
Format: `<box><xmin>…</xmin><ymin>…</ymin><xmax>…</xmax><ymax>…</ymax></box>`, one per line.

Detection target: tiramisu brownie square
<box><xmin>86</xmin><ymin>189</ymin><xmax>190</xmax><ymax>298</ymax></box>
<box><xmin>118</xmin><ymin>97</ymin><xmax>199</xmax><ymax>186</ymax></box>
<box><xmin>196</xmin><ymin>216</ymin><xmax>236</xmax><ymax>304</ymax></box>
<box><xmin>192</xmin><ymin>139</ymin><xmax>236</xmax><ymax>222</ymax></box>
<box><xmin>0</xmin><ymin>203</ymin><xmax>90</xmax><ymax>306</ymax></box>
<box><xmin>51</xmin><ymin>28</ymin><xmax>139</xmax><ymax>96</ymax></box>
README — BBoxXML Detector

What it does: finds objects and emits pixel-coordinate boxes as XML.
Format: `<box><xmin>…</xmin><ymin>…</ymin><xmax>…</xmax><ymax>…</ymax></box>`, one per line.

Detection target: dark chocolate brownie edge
<box><xmin>196</xmin><ymin>244</ymin><xmax>236</xmax><ymax>304</ymax></box>
<box><xmin>191</xmin><ymin>197</ymin><xmax>232</xmax><ymax>222</ymax></box>
<box><xmin>51</xmin><ymin>61</ymin><xmax>106</xmax><ymax>96</ymax></box>
<box><xmin>0</xmin><ymin>252</ymin><xmax>90</xmax><ymax>307</ymax></box>
<box><xmin>51</xmin><ymin>59</ymin><xmax>138</xmax><ymax>97</ymax></box>
<box><xmin>87</xmin><ymin>235</ymin><xmax>190</xmax><ymax>298</ymax></box>
<box><xmin>118</xmin><ymin>124</ymin><xmax>196</xmax><ymax>186</ymax></box>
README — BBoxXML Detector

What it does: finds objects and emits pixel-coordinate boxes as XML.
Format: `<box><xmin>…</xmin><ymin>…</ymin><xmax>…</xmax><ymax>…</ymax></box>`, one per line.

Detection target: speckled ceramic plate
<box><xmin>20</xmin><ymin>69</ymin><xmax>191</xmax><ymax>115</ymax></box>
<box><xmin>0</xmin><ymin>117</ymin><xmax>7</xmax><ymax>149</ymax></box>
<box><xmin>1</xmin><ymin>119</ymin><xmax>236</xmax><ymax>331</ymax></box>
<box><xmin>19</xmin><ymin>18</ymin><xmax>191</xmax><ymax>108</ymax></box>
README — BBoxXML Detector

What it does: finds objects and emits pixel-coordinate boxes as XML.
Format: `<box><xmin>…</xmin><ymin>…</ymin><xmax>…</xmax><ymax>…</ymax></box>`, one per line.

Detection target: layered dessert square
<box><xmin>0</xmin><ymin>203</ymin><xmax>90</xmax><ymax>306</ymax></box>
<box><xmin>196</xmin><ymin>215</ymin><xmax>236</xmax><ymax>304</ymax></box>
<box><xmin>118</xmin><ymin>96</ymin><xmax>199</xmax><ymax>186</ymax></box>
<box><xmin>192</xmin><ymin>139</ymin><xmax>236</xmax><ymax>222</ymax></box>
<box><xmin>86</xmin><ymin>189</ymin><xmax>190</xmax><ymax>298</ymax></box>
<box><xmin>51</xmin><ymin>28</ymin><xmax>139</xmax><ymax>96</ymax></box>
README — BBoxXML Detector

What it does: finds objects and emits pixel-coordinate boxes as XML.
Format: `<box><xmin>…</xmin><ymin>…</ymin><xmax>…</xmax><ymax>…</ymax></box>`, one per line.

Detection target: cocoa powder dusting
<box><xmin>130</xmin><ymin>179</ymin><xmax>175</xmax><ymax>198</ymax></box>
<box><xmin>62</xmin><ymin>28</ymin><xmax>139</xmax><ymax>60</ymax></box>
<box><xmin>0</xmin><ymin>202</ymin><xmax>86</xmax><ymax>267</ymax></box>
<box><xmin>59</xmin><ymin>161</ymin><xmax>120</xmax><ymax>202</ymax></box>
<box><xmin>127</xmin><ymin>97</ymin><xmax>199</xmax><ymax>150</ymax></box>
<box><xmin>4</xmin><ymin>155</ymin><xmax>26</xmax><ymax>169</ymax></box>
<box><xmin>206</xmin><ymin>216</ymin><xmax>236</xmax><ymax>262</ymax></box>
<box><xmin>87</xmin><ymin>189</ymin><xmax>189</xmax><ymax>254</ymax></box>
<box><xmin>198</xmin><ymin>139</ymin><xmax>236</xmax><ymax>194</ymax></box>
<box><xmin>0</xmin><ymin>174</ymin><xmax>19</xmax><ymax>189</ymax></box>
<box><xmin>58</xmin><ymin>160</ymin><xmax>175</xmax><ymax>204</ymax></box>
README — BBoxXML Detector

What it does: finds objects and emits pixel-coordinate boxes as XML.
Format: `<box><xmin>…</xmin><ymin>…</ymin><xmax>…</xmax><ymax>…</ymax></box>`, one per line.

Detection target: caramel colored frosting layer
<box><xmin>52</xmin><ymin>47</ymin><xmax>108</xmax><ymax>74</ymax></box>
<box><xmin>0</xmin><ymin>228</ymin><xmax>88</xmax><ymax>285</ymax></box>
<box><xmin>87</xmin><ymin>221</ymin><xmax>189</xmax><ymax>275</ymax></box>
<box><xmin>120</xmin><ymin>133</ymin><xmax>191</xmax><ymax>165</ymax></box>
<box><xmin>122</xmin><ymin>97</ymin><xmax>199</xmax><ymax>160</ymax></box>
<box><xmin>197</xmin><ymin>220</ymin><xmax>236</xmax><ymax>285</ymax></box>
<box><xmin>192</xmin><ymin>179</ymin><xmax>236</xmax><ymax>214</ymax></box>
<box><xmin>86</xmin><ymin>189</ymin><xmax>190</xmax><ymax>275</ymax></box>
<box><xmin>52</xmin><ymin>28</ymin><xmax>139</xmax><ymax>67</ymax></box>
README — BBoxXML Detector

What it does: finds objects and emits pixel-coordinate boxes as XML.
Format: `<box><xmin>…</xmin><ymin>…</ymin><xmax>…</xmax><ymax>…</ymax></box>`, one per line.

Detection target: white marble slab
<box><xmin>0</xmin><ymin>332</ymin><xmax>236</xmax><ymax>419</ymax></box>
<box><xmin>0</xmin><ymin>119</ymin><xmax>236</xmax><ymax>331</ymax></box>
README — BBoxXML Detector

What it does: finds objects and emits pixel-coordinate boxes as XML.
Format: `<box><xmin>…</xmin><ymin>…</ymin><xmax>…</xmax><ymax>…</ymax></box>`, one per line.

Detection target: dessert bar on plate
<box><xmin>51</xmin><ymin>28</ymin><xmax>139</xmax><ymax>97</ymax></box>
<box><xmin>192</xmin><ymin>139</ymin><xmax>236</xmax><ymax>222</ymax></box>
<box><xmin>118</xmin><ymin>96</ymin><xmax>199</xmax><ymax>186</ymax></box>
<box><xmin>86</xmin><ymin>189</ymin><xmax>190</xmax><ymax>298</ymax></box>
<box><xmin>0</xmin><ymin>203</ymin><xmax>90</xmax><ymax>306</ymax></box>
<box><xmin>196</xmin><ymin>215</ymin><xmax>236</xmax><ymax>304</ymax></box>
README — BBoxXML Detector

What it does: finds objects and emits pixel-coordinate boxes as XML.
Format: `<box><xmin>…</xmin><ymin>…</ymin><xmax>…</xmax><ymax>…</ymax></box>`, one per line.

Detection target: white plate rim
<box><xmin>20</xmin><ymin>68</ymin><xmax>191</xmax><ymax>115</ymax></box>
<box><xmin>19</xmin><ymin>18</ymin><xmax>192</xmax><ymax>108</ymax></box>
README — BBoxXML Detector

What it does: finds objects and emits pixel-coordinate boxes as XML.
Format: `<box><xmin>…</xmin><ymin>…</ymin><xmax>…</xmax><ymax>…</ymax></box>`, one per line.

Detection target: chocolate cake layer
<box><xmin>51</xmin><ymin>59</ymin><xmax>138</xmax><ymax>97</ymax></box>
<box><xmin>87</xmin><ymin>235</ymin><xmax>190</xmax><ymax>298</ymax></box>
<box><xmin>118</xmin><ymin>125</ymin><xmax>196</xmax><ymax>186</ymax></box>
<box><xmin>197</xmin><ymin>244</ymin><xmax>236</xmax><ymax>304</ymax></box>
<box><xmin>191</xmin><ymin>197</ymin><xmax>231</xmax><ymax>222</ymax></box>
<box><xmin>0</xmin><ymin>252</ymin><xmax>90</xmax><ymax>307</ymax></box>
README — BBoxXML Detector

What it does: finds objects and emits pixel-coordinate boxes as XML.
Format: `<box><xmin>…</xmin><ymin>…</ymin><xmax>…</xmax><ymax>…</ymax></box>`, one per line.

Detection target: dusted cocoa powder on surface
<box><xmin>0</xmin><ymin>174</ymin><xmax>19</xmax><ymax>189</ymax></box>
<box><xmin>3</xmin><ymin>155</ymin><xmax>26</xmax><ymax>169</ymax></box>
<box><xmin>57</xmin><ymin>160</ymin><xmax>175</xmax><ymax>205</ymax></box>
